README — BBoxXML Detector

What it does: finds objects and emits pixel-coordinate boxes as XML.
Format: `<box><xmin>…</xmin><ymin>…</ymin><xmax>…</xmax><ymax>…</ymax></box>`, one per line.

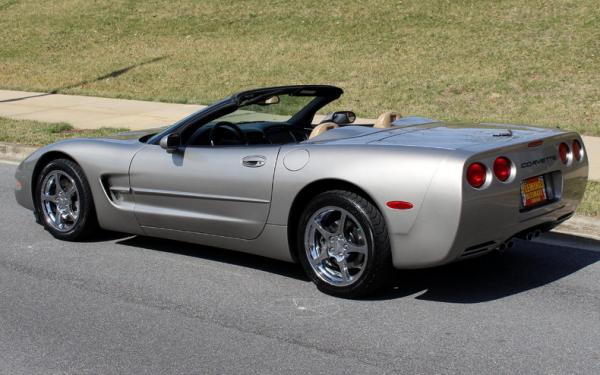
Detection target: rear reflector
<box><xmin>493</xmin><ymin>156</ymin><xmax>512</xmax><ymax>181</ymax></box>
<box><xmin>572</xmin><ymin>140</ymin><xmax>583</xmax><ymax>161</ymax></box>
<box><xmin>466</xmin><ymin>162</ymin><xmax>487</xmax><ymax>188</ymax></box>
<box><xmin>559</xmin><ymin>142</ymin><xmax>570</xmax><ymax>164</ymax></box>
<box><xmin>386</xmin><ymin>201</ymin><xmax>414</xmax><ymax>210</ymax></box>
<box><xmin>528</xmin><ymin>140</ymin><xmax>544</xmax><ymax>147</ymax></box>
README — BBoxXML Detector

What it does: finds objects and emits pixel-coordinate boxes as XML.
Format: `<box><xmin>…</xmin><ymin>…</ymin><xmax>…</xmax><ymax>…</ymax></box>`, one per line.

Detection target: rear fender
<box><xmin>270</xmin><ymin>144</ymin><xmax>451</xmax><ymax>236</ymax></box>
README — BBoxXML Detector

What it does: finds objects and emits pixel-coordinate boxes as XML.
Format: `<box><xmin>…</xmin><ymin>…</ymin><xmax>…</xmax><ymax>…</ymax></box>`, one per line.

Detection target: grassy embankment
<box><xmin>0</xmin><ymin>0</ymin><xmax>598</xmax><ymax>135</ymax></box>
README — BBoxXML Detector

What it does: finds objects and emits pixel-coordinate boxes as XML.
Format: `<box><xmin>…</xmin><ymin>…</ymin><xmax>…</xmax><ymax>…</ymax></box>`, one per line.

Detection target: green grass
<box><xmin>0</xmin><ymin>117</ymin><xmax>127</xmax><ymax>146</ymax></box>
<box><xmin>0</xmin><ymin>1</ymin><xmax>599</xmax><ymax>135</ymax></box>
<box><xmin>578</xmin><ymin>181</ymin><xmax>600</xmax><ymax>217</ymax></box>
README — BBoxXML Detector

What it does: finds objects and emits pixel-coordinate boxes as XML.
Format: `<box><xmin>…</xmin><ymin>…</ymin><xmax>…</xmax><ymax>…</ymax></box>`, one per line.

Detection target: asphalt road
<box><xmin>1</xmin><ymin>162</ymin><xmax>599</xmax><ymax>374</ymax></box>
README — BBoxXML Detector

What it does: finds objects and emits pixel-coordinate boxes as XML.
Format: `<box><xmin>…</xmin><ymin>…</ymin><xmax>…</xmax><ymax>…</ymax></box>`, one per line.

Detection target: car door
<box><xmin>129</xmin><ymin>143</ymin><xmax>280</xmax><ymax>240</ymax></box>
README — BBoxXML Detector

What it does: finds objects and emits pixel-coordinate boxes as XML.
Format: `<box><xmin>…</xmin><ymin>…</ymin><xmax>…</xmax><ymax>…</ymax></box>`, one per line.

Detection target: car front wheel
<box><xmin>297</xmin><ymin>190</ymin><xmax>393</xmax><ymax>298</ymax></box>
<box><xmin>35</xmin><ymin>158</ymin><xmax>97</xmax><ymax>241</ymax></box>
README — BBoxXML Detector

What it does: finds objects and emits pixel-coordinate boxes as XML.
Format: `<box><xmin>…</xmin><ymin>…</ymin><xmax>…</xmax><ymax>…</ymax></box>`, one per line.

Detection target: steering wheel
<box><xmin>209</xmin><ymin>121</ymin><xmax>246</xmax><ymax>146</ymax></box>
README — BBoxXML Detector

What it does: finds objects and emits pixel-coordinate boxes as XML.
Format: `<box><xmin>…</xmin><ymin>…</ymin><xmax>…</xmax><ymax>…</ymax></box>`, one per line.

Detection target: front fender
<box><xmin>14</xmin><ymin>138</ymin><xmax>146</xmax><ymax>235</ymax></box>
<box><xmin>15</xmin><ymin>145</ymin><xmax>54</xmax><ymax>211</ymax></box>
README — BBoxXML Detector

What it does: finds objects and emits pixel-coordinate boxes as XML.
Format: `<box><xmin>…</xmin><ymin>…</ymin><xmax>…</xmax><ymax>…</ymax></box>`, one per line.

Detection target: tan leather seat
<box><xmin>373</xmin><ymin>111</ymin><xmax>402</xmax><ymax>129</ymax></box>
<box><xmin>309</xmin><ymin>122</ymin><xmax>339</xmax><ymax>139</ymax></box>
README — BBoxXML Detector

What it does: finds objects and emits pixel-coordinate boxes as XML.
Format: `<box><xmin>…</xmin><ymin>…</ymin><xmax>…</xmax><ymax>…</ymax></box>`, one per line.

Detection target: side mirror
<box><xmin>319</xmin><ymin>111</ymin><xmax>356</xmax><ymax>125</ymax></box>
<box><xmin>159</xmin><ymin>133</ymin><xmax>181</xmax><ymax>153</ymax></box>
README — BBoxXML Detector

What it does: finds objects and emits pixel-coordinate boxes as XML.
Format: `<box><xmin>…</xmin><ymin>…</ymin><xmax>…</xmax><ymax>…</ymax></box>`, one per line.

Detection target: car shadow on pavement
<box><xmin>116</xmin><ymin>235</ymin><xmax>309</xmax><ymax>282</ymax></box>
<box><xmin>114</xmin><ymin>233</ymin><xmax>598</xmax><ymax>302</ymax></box>
<box><xmin>371</xmin><ymin>235</ymin><xmax>600</xmax><ymax>303</ymax></box>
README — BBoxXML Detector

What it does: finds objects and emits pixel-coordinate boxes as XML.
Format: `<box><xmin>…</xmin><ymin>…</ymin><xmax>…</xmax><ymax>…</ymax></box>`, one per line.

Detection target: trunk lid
<box><xmin>370</xmin><ymin>121</ymin><xmax>563</xmax><ymax>152</ymax></box>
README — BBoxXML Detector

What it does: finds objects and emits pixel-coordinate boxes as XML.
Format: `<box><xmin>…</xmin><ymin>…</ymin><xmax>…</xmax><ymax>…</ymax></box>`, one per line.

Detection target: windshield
<box><xmin>216</xmin><ymin>94</ymin><xmax>316</xmax><ymax>125</ymax></box>
<box><xmin>148</xmin><ymin>86</ymin><xmax>342</xmax><ymax>145</ymax></box>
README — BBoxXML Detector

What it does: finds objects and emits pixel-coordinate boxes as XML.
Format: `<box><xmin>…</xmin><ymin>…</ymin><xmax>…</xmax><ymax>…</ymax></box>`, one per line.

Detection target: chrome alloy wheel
<box><xmin>304</xmin><ymin>206</ymin><xmax>369</xmax><ymax>287</ymax></box>
<box><xmin>40</xmin><ymin>170</ymin><xmax>80</xmax><ymax>232</ymax></box>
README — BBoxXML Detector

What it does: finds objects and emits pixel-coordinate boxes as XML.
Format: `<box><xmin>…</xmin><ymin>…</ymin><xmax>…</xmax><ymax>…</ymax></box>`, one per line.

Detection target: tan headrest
<box><xmin>373</xmin><ymin>111</ymin><xmax>402</xmax><ymax>129</ymax></box>
<box><xmin>309</xmin><ymin>122</ymin><xmax>339</xmax><ymax>139</ymax></box>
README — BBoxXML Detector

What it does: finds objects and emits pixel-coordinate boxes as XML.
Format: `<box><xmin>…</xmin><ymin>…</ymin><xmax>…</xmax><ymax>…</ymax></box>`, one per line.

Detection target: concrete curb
<box><xmin>0</xmin><ymin>142</ymin><xmax>37</xmax><ymax>162</ymax></box>
<box><xmin>553</xmin><ymin>215</ymin><xmax>600</xmax><ymax>241</ymax></box>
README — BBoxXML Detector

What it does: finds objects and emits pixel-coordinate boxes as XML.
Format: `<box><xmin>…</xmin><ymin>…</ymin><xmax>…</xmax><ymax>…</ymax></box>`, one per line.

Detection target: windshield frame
<box><xmin>147</xmin><ymin>85</ymin><xmax>343</xmax><ymax>145</ymax></box>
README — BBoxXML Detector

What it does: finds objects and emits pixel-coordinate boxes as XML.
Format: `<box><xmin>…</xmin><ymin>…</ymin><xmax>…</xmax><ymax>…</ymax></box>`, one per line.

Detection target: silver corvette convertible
<box><xmin>15</xmin><ymin>85</ymin><xmax>589</xmax><ymax>297</ymax></box>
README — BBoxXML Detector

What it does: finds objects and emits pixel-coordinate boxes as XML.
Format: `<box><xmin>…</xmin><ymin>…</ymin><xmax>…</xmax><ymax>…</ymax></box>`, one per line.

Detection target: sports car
<box><xmin>14</xmin><ymin>85</ymin><xmax>589</xmax><ymax>297</ymax></box>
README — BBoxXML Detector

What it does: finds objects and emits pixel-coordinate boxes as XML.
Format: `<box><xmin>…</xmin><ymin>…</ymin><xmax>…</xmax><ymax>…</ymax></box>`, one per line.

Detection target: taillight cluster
<box><xmin>559</xmin><ymin>140</ymin><xmax>584</xmax><ymax>165</ymax></box>
<box><xmin>466</xmin><ymin>156</ymin><xmax>513</xmax><ymax>188</ymax></box>
<box><xmin>466</xmin><ymin>139</ymin><xmax>584</xmax><ymax>189</ymax></box>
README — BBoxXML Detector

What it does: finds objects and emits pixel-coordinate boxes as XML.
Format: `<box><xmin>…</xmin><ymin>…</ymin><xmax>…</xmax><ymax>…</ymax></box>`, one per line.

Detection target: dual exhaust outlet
<box><xmin>522</xmin><ymin>229</ymin><xmax>543</xmax><ymax>241</ymax></box>
<box><xmin>497</xmin><ymin>229</ymin><xmax>542</xmax><ymax>252</ymax></box>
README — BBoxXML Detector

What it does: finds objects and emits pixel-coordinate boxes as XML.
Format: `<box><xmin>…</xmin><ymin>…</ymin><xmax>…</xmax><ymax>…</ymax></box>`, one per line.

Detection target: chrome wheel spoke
<box><xmin>42</xmin><ymin>193</ymin><xmax>57</xmax><ymax>203</ymax></box>
<box><xmin>310</xmin><ymin>247</ymin><xmax>329</xmax><ymax>266</ymax></box>
<box><xmin>336</xmin><ymin>258</ymin><xmax>351</xmax><ymax>282</ymax></box>
<box><xmin>66</xmin><ymin>210</ymin><xmax>78</xmax><ymax>222</ymax></box>
<box><xmin>346</xmin><ymin>242</ymin><xmax>368</xmax><ymax>255</ymax></box>
<box><xmin>313</xmin><ymin>219</ymin><xmax>333</xmax><ymax>238</ymax></box>
<box><xmin>336</xmin><ymin>211</ymin><xmax>347</xmax><ymax>235</ymax></box>
<box><xmin>55</xmin><ymin>211</ymin><xmax>64</xmax><ymax>226</ymax></box>
<box><xmin>65</xmin><ymin>184</ymin><xmax>77</xmax><ymax>197</ymax></box>
<box><xmin>53</xmin><ymin>172</ymin><xmax>63</xmax><ymax>193</ymax></box>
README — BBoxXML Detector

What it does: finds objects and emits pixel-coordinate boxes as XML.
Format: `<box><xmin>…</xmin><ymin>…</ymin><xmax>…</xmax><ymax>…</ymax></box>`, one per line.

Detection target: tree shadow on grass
<box><xmin>0</xmin><ymin>56</ymin><xmax>167</xmax><ymax>103</ymax></box>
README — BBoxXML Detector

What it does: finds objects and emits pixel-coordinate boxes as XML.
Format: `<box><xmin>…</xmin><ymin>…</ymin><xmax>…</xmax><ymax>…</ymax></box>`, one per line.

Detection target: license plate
<box><xmin>520</xmin><ymin>175</ymin><xmax>548</xmax><ymax>208</ymax></box>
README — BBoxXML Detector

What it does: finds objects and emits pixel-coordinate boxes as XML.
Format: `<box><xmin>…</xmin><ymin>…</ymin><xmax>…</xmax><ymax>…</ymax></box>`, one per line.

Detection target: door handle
<box><xmin>242</xmin><ymin>155</ymin><xmax>266</xmax><ymax>168</ymax></box>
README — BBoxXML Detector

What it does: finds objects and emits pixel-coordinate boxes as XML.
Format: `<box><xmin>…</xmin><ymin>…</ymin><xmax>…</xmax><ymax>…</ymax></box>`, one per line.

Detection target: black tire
<box><xmin>34</xmin><ymin>158</ymin><xmax>98</xmax><ymax>241</ymax></box>
<box><xmin>296</xmin><ymin>190</ymin><xmax>394</xmax><ymax>298</ymax></box>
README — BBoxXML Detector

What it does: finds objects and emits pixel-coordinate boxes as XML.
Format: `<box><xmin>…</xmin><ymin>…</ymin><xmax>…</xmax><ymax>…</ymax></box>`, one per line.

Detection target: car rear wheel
<box><xmin>297</xmin><ymin>190</ymin><xmax>393</xmax><ymax>298</ymax></box>
<box><xmin>35</xmin><ymin>158</ymin><xmax>97</xmax><ymax>241</ymax></box>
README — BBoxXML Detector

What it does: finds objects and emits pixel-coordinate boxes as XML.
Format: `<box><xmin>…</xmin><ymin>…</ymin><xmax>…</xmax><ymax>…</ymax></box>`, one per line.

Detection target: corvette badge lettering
<box><xmin>521</xmin><ymin>155</ymin><xmax>556</xmax><ymax>169</ymax></box>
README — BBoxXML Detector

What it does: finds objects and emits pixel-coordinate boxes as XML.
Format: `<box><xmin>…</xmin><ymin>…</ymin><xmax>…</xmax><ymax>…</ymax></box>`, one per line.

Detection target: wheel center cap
<box><xmin>56</xmin><ymin>194</ymin><xmax>70</xmax><ymax>211</ymax></box>
<box><xmin>328</xmin><ymin>236</ymin><xmax>346</xmax><ymax>258</ymax></box>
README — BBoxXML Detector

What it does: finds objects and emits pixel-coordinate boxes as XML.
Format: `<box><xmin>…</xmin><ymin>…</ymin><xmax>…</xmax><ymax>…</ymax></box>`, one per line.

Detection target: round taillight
<box><xmin>493</xmin><ymin>156</ymin><xmax>512</xmax><ymax>181</ymax></box>
<box><xmin>572</xmin><ymin>140</ymin><xmax>582</xmax><ymax>161</ymax></box>
<box><xmin>467</xmin><ymin>162</ymin><xmax>487</xmax><ymax>188</ymax></box>
<box><xmin>558</xmin><ymin>142</ymin><xmax>570</xmax><ymax>164</ymax></box>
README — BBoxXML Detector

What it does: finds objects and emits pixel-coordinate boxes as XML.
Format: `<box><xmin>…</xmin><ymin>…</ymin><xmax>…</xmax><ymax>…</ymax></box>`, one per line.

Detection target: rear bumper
<box><xmin>448</xmin><ymin>160</ymin><xmax>588</xmax><ymax>262</ymax></box>
<box><xmin>453</xmin><ymin>205</ymin><xmax>575</xmax><ymax>259</ymax></box>
<box><xmin>390</xmin><ymin>200</ymin><xmax>579</xmax><ymax>269</ymax></box>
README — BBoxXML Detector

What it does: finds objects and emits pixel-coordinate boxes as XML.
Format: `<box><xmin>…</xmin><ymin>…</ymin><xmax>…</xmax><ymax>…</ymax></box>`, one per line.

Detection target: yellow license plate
<box><xmin>521</xmin><ymin>176</ymin><xmax>548</xmax><ymax>208</ymax></box>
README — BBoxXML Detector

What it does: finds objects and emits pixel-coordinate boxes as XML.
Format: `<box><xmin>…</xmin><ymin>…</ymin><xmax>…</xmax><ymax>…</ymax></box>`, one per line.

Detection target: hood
<box><xmin>105</xmin><ymin>127</ymin><xmax>167</xmax><ymax>141</ymax></box>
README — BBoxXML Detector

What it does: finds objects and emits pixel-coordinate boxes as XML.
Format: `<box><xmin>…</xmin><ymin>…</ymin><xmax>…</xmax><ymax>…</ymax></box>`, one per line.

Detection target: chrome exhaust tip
<box><xmin>497</xmin><ymin>240</ymin><xmax>514</xmax><ymax>252</ymax></box>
